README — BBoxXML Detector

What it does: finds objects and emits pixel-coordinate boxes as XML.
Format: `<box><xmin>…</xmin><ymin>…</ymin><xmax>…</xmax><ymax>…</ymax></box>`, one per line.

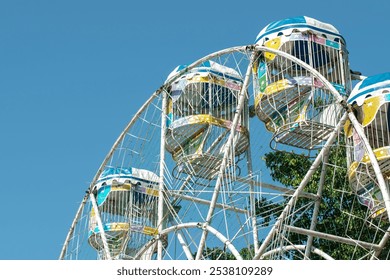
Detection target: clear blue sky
<box><xmin>0</xmin><ymin>0</ymin><xmax>388</xmax><ymax>259</ymax></box>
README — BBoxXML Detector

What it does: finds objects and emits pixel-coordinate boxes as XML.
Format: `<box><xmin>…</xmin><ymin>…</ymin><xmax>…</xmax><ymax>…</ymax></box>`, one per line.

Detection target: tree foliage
<box><xmin>262</xmin><ymin>144</ymin><xmax>390</xmax><ymax>259</ymax></box>
<box><xmin>203</xmin><ymin>245</ymin><xmax>255</xmax><ymax>260</ymax></box>
<box><xmin>205</xmin><ymin>143</ymin><xmax>389</xmax><ymax>259</ymax></box>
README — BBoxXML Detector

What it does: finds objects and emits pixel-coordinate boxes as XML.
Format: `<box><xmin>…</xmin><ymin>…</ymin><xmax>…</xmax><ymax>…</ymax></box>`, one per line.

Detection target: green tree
<box><xmin>203</xmin><ymin>245</ymin><xmax>255</xmax><ymax>260</ymax></box>
<box><xmin>204</xmin><ymin>144</ymin><xmax>389</xmax><ymax>259</ymax></box>
<box><xmin>262</xmin><ymin>144</ymin><xmax>390</xmax><ymax>259</ymax></box>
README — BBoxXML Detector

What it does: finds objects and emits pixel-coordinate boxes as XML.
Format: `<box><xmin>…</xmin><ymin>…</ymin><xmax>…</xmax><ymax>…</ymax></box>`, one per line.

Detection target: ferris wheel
<box><xmin>59</xmin><ymin>16</ymin><xmax>390</xmax><ymax>260</ymax></box>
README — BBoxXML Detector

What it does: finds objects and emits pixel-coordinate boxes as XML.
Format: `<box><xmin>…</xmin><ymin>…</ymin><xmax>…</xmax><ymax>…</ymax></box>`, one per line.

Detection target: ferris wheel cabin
<box><xmin>88</xmin><ymin>167</ymin><xmax>167</xmax><ymax>259</ymax></box>
<box><xmin>165</xmin><ymin>61</ymin><xmax>249</xmax><ymax>179</ymax></box>
<box><xmin>254</xmin><ymin>16</ymin><xmax>351</xmax><ymax>150</ymax></box>
<box><xmin>345</xmin><ymin>73</ymin><xmax>390</xmax><ymax>220</ymax></box>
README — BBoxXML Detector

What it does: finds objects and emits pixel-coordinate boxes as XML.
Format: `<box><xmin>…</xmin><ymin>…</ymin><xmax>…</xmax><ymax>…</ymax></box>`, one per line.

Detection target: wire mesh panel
<box><xmin>165</xmin><ymin>60</ymin><xmax>249</xmax><ymax>179</ymax></box>
<box><xmin>254</xmin><ymin>16</ymin><xmax>351</xmax><ymax>150</ymax></box>
<box><xmin>345</xmin><ymin>73</ymin><xmax>390</xmax><ymax>220</ymax></box>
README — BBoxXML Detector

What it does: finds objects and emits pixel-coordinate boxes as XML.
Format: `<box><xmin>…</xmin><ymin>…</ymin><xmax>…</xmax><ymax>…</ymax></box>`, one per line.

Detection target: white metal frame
<box><xmin>60</xmin><ymin>45</ymin><xmax>390</xmax><ymax>260</ymax></box>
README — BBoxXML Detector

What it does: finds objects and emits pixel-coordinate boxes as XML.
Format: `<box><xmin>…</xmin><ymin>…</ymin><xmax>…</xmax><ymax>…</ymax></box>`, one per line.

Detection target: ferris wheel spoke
<box><xmin>195</xmin><ymin>55</ymin><xmax>255</xmax><ymax>260</ymax></box>
<box><xmin>254</xmin><ymin>112</ymin><xmax>348</xmax><ymax>259</ymax></box>
<box><xmin>304</xmin><ymin>151</ymin><xmax>330</xmax><ymax>258</ymax></box>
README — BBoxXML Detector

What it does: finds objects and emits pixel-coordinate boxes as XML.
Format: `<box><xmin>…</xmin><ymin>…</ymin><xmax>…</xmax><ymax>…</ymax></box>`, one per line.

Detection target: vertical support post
<box><xmin>338</xmin><ymin>48</ymin><xmax>347</xmax><ymax>92</ymax></box>
<box><xmin>177</xmin><ymin>232</ymin><xmax>194</xmax><ymax>260</ymax></box>
<box><xmin>158</xmin><ymin>89</ymin><xmax>168</xmax><ymax>259</ymax></box>
<box><xmin>195</xmin><ymin>54</ymin><xmax>254</xmax><ymax>260</ymax></box>
<box><xmin>246</xmin><ymin>141</ymin><xmax>259</xmax><ymax>253</ymax></box>
<box><xmin>304</xmin><ymin>152</ymin><xmax>330</xmax><ymax>259</ymax></box>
